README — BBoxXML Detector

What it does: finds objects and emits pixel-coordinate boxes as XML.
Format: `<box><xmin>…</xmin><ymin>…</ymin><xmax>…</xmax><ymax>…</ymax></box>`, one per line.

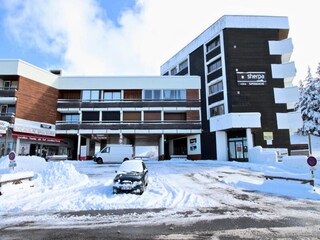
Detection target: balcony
<box><xmin>0</xmin><ymin>113</ymin><xmax>15</xmax><ymax>124</ymax></box>
<box><xmin>271</xmin><ymin>62</ymin><xmax>296</xmax><ymax>85</ymax></box>
<box><xmin>210</xmin><ymin>112</ymin><xmax>261</xmax><ymax>132</ymax></box>
<box><xmin>274</xmin><ymin>86</ymin><xmax>299</xmax><ymax>104</ymax></box>
<box><xmin>276</xmin><ymin>112</ymin><xmax>303</xmax><ymax>130</ymax></box>
<box><xmin>269</xmin><ymin>38</ymin><xmax>293</xmax><ymax>63</ymax></box>
<box><xmin>0</xmin><ymin>87</ymin><xmax>17</xmax><ymax>97</ymax></box>
<box><xmin>56</xmin><ymin>120</ymin><xmax>202</xmax><ymax>132</ymax></box>
<box><xmin>57</xmin><ymin>99</ymin><xmax>201</xmax><ymax>111</ymax></box>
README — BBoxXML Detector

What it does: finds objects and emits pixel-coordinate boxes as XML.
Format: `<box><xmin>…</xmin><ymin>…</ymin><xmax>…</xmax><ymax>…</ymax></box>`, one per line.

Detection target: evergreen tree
<box><xmin>296</xmin><ymin>65</ymin><xmax>320</xmax><ymax>135</ymax></box>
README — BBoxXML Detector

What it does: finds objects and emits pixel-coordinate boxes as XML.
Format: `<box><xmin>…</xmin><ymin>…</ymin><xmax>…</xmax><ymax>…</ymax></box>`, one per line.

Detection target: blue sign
<box><xmin>307</xmin><ymin>156</ymin><xmax>317</xmax><ymax>167</ymax></box>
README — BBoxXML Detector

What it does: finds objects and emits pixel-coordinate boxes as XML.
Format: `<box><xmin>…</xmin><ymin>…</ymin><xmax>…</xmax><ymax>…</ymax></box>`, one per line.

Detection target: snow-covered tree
<box><xmin>295</xmin><ymin>65</ymin><xmax>320</xmax><ymax>136</ymax></box>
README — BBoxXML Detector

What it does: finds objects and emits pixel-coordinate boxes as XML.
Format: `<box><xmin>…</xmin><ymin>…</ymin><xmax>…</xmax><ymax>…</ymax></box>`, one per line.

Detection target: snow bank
<box><xmin>248</xmin><ymin>146</ymin><xmax>277</xmax><ymax>163</ymax></box>
<box><xmin>282</xmin><ymin>155</ymin><xmax>309</xmax><ymax>170</ymax></box>
<box><xmin>35</xmin><ymin>161</ymin><xmax>89</xmax><ymax>190</ymax></box>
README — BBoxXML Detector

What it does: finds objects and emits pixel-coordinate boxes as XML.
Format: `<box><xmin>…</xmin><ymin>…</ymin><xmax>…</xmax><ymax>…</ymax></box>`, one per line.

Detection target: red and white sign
<box><xmin>307</xmin><ymin>156</ymin><xmax>317</xmax><ymax>167</ymax></box>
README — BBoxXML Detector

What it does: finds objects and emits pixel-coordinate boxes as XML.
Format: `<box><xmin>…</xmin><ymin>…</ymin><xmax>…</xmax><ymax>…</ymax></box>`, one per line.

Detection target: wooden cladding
<box><xmin>123</xmin><ymin>111</ymin><xmax>141</xmax><ymax>121</ymax></box>
<box><xmin>144</xmin><ymin>111</ymin><xmax>161</xmax><ymax>121</ymax></box>
<box><xmin>186</xmin><ymin>110</ymin><xmax>199</xmax><ymax>121</ymax></box>
<box><xmin>124</xmin><ymin>90</ymin><xmax>142</xmax><ymax>100</ymax></box>
<box><xmin>15</xmin><ymin>77</ymin><xmax>59</xmax><ymax>124</ymax></box>
<box><xmin>186</xmin><ymin>89</ymin><xmax>199</xmax><ymax>100</ymax></box>
<box><xmin>60</xmin><ymin>90</ymin><xmax>81</xmax><ymax>99</ymax></box>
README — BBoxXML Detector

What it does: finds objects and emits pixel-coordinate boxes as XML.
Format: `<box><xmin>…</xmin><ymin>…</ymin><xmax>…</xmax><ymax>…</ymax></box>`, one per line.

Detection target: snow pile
<box><xmin>35</xmin><ymin>161</ymin><xmax>90</xmax><ymax>190</ymax></box>
<box><xmin>0</xmin><ymin>156</ymin><xmax>47</xmax><ymax>172</ymax></box>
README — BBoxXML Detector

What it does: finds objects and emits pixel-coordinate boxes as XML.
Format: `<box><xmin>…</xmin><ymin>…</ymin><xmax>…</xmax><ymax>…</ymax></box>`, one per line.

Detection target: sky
<box><xmin>0</xmin><ymin>0</ymin><xmax>319</xmax><ymax>83</ymax></box>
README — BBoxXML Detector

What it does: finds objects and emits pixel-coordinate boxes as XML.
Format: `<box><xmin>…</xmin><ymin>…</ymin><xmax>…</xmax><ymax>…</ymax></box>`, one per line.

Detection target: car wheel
<box><xmin>97</xmin><ymin>158</ymin><xmax>103</xmax><ymax>164</ymax></box>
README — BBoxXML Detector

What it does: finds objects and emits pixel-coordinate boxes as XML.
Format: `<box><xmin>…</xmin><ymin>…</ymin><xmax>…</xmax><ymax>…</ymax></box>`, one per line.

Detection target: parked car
<box><xmin>113</xmin><ymin>159</ymin><xmax>149</xmax><ymax>195</ymax></box>
<box><xmin>93</xmin><ymin>144</ymin><xmax>133</xmax><ymax>164</ymax></box>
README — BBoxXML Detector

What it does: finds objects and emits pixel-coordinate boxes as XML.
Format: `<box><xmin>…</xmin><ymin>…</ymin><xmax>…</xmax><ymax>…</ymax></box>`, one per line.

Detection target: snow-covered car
<box><xmin>112</xmin><ymin>159</ymin><xmax>149</xmax><ymax>195</ymax></box>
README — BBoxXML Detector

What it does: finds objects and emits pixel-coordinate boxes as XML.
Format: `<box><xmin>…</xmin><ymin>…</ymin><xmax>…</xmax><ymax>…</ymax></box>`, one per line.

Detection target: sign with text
<box><xmin>0</xmin><ymin>120</ymin><xmax>9</xmax><ymax>134</ymax></box>
<box><xmin>236</xmin><ymin>72</ymin><xmax>267</xmax><ymax>86</ymax></box>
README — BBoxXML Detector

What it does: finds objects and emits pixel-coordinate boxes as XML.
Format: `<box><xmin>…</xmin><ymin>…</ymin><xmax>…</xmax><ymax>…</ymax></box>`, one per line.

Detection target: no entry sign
<box><xmin>307</xmin><ymin>156</ymin><xmax>317</xmax><ymax>167</ymax></box>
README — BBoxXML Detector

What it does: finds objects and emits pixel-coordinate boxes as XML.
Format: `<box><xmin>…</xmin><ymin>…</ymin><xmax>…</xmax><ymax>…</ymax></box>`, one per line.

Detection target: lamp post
<box><xmin>308</xmin><ymin>131</ymin><xmax>312</xmax><ymax>156</ymax></box>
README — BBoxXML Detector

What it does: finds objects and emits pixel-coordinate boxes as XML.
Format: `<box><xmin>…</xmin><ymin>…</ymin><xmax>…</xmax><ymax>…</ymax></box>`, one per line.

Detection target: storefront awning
<box><xmin>12</xmin><ymin>133</ymin><xmax>64</xmax><ymax>143</ymax></box>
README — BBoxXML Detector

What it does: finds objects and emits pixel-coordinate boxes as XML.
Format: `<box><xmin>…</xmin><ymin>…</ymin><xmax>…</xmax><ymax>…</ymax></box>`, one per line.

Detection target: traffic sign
<box><xmin>307</xmin><ymin>156</ymin><xmax>317</xmax><ymax>167</ymax></box>
<box><xmin>8</xmin><ymin>151</ymin><xmax>16</xmax><ymax>161</ymax></box>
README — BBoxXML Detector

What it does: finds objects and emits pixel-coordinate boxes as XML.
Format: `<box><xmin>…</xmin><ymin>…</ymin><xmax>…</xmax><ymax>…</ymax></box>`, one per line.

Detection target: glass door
<box><xmin>228</xmin><ymin>137</ymin><xmax>248</xmax><ymax>162</ymax></box>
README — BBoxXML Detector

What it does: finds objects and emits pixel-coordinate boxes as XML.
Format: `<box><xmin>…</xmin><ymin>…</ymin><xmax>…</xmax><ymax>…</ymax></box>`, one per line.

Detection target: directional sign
<box><xmin>307</xmin><ymin>156</ymin><xmax>317</xmax><ymax>167</ymax></box>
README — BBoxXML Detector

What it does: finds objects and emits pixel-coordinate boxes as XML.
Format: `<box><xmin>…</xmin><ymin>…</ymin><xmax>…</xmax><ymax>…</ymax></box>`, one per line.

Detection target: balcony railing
<box><xmin>0</xmin><ymin>113</ymin><xmax>15</xmax><ymax>124</ymax></box>
<box><xmin>57</xmin><ymin>99</ymin><xmax>201</xmax><ymax>109</ymax></box>
<box><xmin>0</xmin><ymin>88</ymin><xmax>17</xmax><ymax>98</ymax></box>
<box><xmin>56</xmin><ymin>120</ymin><xmax>202</xmax><ymax>131</ymax></box>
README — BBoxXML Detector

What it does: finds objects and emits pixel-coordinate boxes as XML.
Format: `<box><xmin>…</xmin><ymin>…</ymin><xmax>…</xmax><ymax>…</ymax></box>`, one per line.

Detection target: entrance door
<box><xmin>228</xmin><ymin>137</ymin><xmax>248</xmax><ymax>162</ymax></box>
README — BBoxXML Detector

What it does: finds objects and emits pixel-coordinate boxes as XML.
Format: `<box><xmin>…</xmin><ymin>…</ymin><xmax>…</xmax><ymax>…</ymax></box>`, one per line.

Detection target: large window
<box><xmin>0</xmin><ymin>105</ymin><xmax>15</xmax><ymax>115</ymax></box>
<box><xmin>163</xmin><ymin>90</ymin><xmax>186</xmax><ymax>100</ymax></box>
<box><xmin>144</xmin><ymin>90</ymin><xmax>162</xmax><ymax>100</ymax></box>
<box><xmin>102</xmin><ymin>111</ymin><xmax>120</xmax><ymax>121</ymax></box>
<box><xmin>170</xmin><ymin>67</ymin><xmax>177</xmax><ymax>75</ymax></box>
<box><xmin>206</xmin><ymin>36</ymin><xmax>220</xmax><ymax>52</ymax></box>
<box><xmin>82</xmin><ymin>111</ymin><xmax>99</xmax><ymax>121</ymax></box>
<box><xmin>104</xmin><ymin>91</ymin><xmax>121</xmax><ymax>101</ymax></box>
<box><xmin>210</xmin><ymin>104</ymin><xmax>224</xmax><ymax>117</ymax></box>
<box><xmin>207</xmin><ymin>59</ymin><xmax>222</xmax><ymax>74</ymax></box>
<box><xmin>209</xmin><ymin>81</ymin><xmax>223</xmax><ymax>95</ymax></box>
<box><xmin>62</xmin><ymin>114</ymin><xmax>79</xmax><ymax>123</ymax></box>
<box><xmin>82</xmin><ymin>90</ymin><xmax>100</xmax><ymax>101</ymax></box>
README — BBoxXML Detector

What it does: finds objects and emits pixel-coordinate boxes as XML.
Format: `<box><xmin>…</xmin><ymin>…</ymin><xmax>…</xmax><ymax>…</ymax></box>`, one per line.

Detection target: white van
<box><xmin>94</xmin><ymin>144</ymin><xmax>133</xmax><ymax>164</ymax></box>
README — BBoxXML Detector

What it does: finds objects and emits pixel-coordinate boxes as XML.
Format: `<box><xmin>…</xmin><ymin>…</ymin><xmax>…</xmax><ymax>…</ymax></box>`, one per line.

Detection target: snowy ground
<box><xmin>0</xmin><ymin>153</ymin><xmax>320</xmax><ymax>230</ymax></box>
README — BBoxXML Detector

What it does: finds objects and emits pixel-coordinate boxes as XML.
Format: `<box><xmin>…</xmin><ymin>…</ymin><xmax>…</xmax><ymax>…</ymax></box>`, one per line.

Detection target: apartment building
<box><xmin>0</xmin><ymin>60</ymin><xmax>201</xmax><ymax>160</ymax></box>
<box><xmin>161</xmin><ymin>15</ymin><xmax>302</xmax><ymax>161</ymax></box>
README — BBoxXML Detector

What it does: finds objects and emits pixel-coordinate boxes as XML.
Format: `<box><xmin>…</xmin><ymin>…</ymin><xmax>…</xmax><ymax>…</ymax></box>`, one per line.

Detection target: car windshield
<box><xmin>117</xmin><ymin>160</ymin><xmax>143</xmax><ymax>173</ymax></box>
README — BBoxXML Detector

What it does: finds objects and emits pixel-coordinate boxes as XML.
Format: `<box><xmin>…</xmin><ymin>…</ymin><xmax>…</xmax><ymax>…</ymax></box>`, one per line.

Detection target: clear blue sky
<box><xmin>0</xmin><ymin>0</ymin><xmax>319</xmax><ymax>81</ymax></box>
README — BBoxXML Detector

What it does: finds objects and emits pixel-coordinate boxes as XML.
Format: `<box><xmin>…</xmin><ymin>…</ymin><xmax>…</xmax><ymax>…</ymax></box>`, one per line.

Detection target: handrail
<box><xmin>57</xmin><ymin>98</ymin><xmax>200</xmax><ymax>103</ymax></box>
<box><xmin>56</xmin><ymin>120</ymin><xmax>201</xmax><ymax>125</ymax></box>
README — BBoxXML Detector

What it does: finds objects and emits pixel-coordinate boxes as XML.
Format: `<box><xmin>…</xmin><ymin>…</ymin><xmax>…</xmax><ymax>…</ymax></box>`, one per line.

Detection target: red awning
<box><xmin>12</xmin><ymin>132</ymin><xmax>64</xmax><ymax>143</ymax></box>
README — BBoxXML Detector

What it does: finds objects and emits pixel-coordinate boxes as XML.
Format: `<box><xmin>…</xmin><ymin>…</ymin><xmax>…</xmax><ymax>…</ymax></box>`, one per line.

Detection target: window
<box><xmin>62</xmin><ymin>114</ymin><xmax>79</xmax><ymax>123</ymax></box>
<box><xmin>104</xmin><ymin>91</ymin><xmax>121</xmax><ymax>101</ymax></box>
<box><xmin>210</xmin><ymin>104</ymin><xmax>225</xmax><ymax>117</ymax></box>
<box><xmin>82</xmin><ymin>111</ymin><xmax>99</xmax><ymax>121</ymax></box>
<box><xmin>179</xmin><ymin>59</ymin><xmax>188</xmax><ymax>71</ymax></box>
<box><xmin>207</xmin><ymin>59</ymin><xmax>222</xmax><ymax>74</ymax></box>
<box><xmin>123</xmin><ymin>111</ymin><xmax>141</xmax><ymax>122</ymax></box>
<box><xmin>4</xmin><ymin>81</ymin><xmax>11</xmax><ymax>89</ymax></box>
<box><xmin>206</xmin><ymin>36</ymin><xmax>220</xmax><ymax>52</ymax></box>
<box><xmin>82</xmin><ymin>90</ymin><xmax>100</xmax><ymax>101</ymax></box>
<box><xmin>163</xmin><ymin>90</ymin><xmax>186</xmax><ymax>100</ymax></box>
<box><xmin>164</xmin><ymin>112</ymin><xmax>186</xmax><ymax>121</ymax></box>
<box><xmin>124</xmin><ymin>90</ymin><xmax>142</xmax><ymax>100</ymax></box>
<box><xmin>144</xmin><ymin>111</ymin><xmax>161</xmax><ymax>121</ymax></box>
<box><xmin>170</xmin><ymin>67</ymin><xmax>177</xmax><ymax>75</ymax></box>
<box><xmin>0</xmin><ymin>105</ymin><xmax>7</xmax><ymax>115</ymax></box>
<box><xmin>102</xmin><ymin>111</ymin><xmax>120</xmax><ymax>121</ymax></box>
<box><xmin>209</xmin><ymin>81</ymin><xmax>223</xmax><ymax>95</ymax></box>
<box><xmin>144</xmin><ymin>90</ymin><xmax>161</xmax><ymax>100</ymax></box>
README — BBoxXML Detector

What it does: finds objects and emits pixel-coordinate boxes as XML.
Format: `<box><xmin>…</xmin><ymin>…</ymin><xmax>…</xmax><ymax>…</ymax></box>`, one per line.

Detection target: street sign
<box><xmin>307</xmin><ymin>156</ymin><xmax>317</xmax><ymax>167</ymax></box>
<box><xmin>0</xmin><ymin>120</ymin><xmax>9</xmax><ymax>134</ymax></box>
<box><xmin>8</xmin><ymin>151</ymin><xmax>16</xmax><ymax>161</ymax></box>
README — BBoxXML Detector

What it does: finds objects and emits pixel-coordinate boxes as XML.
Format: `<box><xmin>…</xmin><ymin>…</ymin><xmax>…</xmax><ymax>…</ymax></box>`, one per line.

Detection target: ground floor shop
<box><xmin>57</xmin><ymin>133</ymin><xmax>202</xmax><ymax>161</ymax></box>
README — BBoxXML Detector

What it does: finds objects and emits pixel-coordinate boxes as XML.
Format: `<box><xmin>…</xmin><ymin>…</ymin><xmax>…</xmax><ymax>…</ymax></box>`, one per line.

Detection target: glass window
<box><xmin>206</xmin><ymin>36</ymin><xmax>220</xmax><ymax>52</ymax></box>
<box><xmin>207</xmin><ymin>59</ymin><xmax>222</xmax><ymax>74</ymax></box>
<box><xmin>170</xmin><ymin>67</ymin><xmax>177</xmax><ymax>75</ymax></box>
<box><xmin>144</xmin><ymin>90</ymin><xmax>162</xmax><ymax>100</ymax></box>
<box><xmin>179</xmin><ymin>59</ymin><xmax>188</xmax><ymax>71</ymax></box>
<box><xmin>81</xmin><ymin>90</ymin><xmax>100</xmax><ymax>101</ymax></box>
<box><xmin>0</xmin><ymin>105</ymin><xmax>7</xmax><ymax>115</ymax></box>
<box><xmin>62</xmin><ymin>114</ymin><xmax>79</xmax><ymax>123</ymax></box>
<box><xmin>210</xmin><ymin>104</ymin><xmax>225</xmax><ymax>117</ymax></box>
<box><xmin>163</xmin><ymin>90</ymin><xmax>186</xmax><ymax>100</ymax></box>
<box><xmin>104</xmin><ymin>91</ymin><xmax>121</xmax><ymax>100</ymax></box>
<box><xmin>209</xmin><ymin>81</ymin><xmax>223</xmax><ymax>95</ymax></box>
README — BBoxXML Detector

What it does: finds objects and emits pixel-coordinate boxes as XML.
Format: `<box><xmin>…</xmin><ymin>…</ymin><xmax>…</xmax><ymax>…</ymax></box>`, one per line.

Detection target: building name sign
<box><xmin>0</xmin><ymin>120</ymin><xmax>9</xmax><ymax>134</ymax></box>
<box><xmin>13</xmin><ymin>118</ymin><xmax>56</xmax><ymax>137</ymax></box>
<box><xmin>236</xmin><ymin>72</ymin><xmax>267</xmax><ymax>86</ymax></box>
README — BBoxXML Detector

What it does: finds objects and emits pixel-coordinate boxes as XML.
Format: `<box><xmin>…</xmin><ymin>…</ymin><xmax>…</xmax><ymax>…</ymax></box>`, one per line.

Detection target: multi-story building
<box><xmin>161</xmin><ymin>15</ymin><xmax>302</xmax><ymax>161</ymax></box>
<box><xmin>0</xmin><ymin>60</ymin><xmax>201</xmax><ymax>160</ymax></box>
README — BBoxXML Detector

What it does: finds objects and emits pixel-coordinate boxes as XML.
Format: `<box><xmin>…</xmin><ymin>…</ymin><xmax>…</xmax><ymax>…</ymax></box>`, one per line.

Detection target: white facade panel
<box><xmin>57</xmin><ymin>76</ymin><xmax>200</xmax><ymax>90</ymax></box>
<box><xmin>276</xmin><ymin>112</ymin><xmax>303</xmax><ymax>130</ymax></box>
<box><xmin>210</xmin><ymin>113</ymin><xmax>261</xmax><ymax>132</ymax></box>
<box><xmin>0</xmin><ymin>97</ymin><xmax>17</xmax><ymax>104</ymax></box>
<box><xmin>274</xmin><ymin>86</ymin><xmax>299</xmax><ymax>104</ymax></box>
<box><xmin>216</xmin><ymin>131</ymin><xmax>228</xmax><ymax>161</ymax></box>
